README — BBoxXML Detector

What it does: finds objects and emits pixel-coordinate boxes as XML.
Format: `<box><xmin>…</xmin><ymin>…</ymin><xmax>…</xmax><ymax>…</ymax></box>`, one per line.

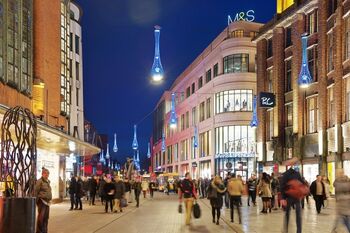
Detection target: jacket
<box><xmin>103</xmin><ymin>182</ymin><xmax>116</xmax><ymax>200</ymax></box>
<box><xmin>258</xmin><ymin>180</ymin><xmax>272</xmax><ymax>198</ymax></box>
<box><xmin>141</xmin><ymin>181</ymin><xmax>149</xmax><ymax>191</ymax></box>
<box><xmin>35</xmin><ymin>177</ymin><xmax>52</xmax><ymax>202</ymax></box>
<box><xmin>208</xmin><ymin>182</ymin><xmax>226</xmax><ymax>208</ymax></box>
<box><xmin>114</xmin><ymin>180</ymin><xmax>125</xmax><ymax>199</ymax></box>
<box><xmin>179</xmin><ymin>179</ymin><xmax>196</xmax><ymax>199</ymax></box>
<box><xmin>247</xmin><ymin>178</ymin><xmax>257</xmax><ymax>191</ymax></box>
<box><xmin>280</xmin><ymin>168</ymin><xmax>303</xmax><ymax>199</ymax></box>
<box><xmin>227</xmin><ymin>178</ymin><xmax>244</xmax><ymax>196</ymax></box>
<box><xmin>89</xmin><ymin>178</ymin><xmax>98</xmax><ymax>193</ymax></box>
<box><xmin>68</xmin><ymin>177</ymin><xmax>77</xmax><ymax>195</ymax></box>
<box><xmin>334</xmin><ymin>176</ymin><xmax>350</xmax><ymax>215</ymax></box>
<box><xmin>310</xmin><ymin>180</ymin><xmax>326</xmax><ymax>198</ymax></box>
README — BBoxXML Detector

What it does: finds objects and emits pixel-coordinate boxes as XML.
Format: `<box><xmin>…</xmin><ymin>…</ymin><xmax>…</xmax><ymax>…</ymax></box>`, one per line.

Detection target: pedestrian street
<box><xmin>49</xmin><ymin>192</ymin><xmax>347</xmax><ymax>233</ymax></box>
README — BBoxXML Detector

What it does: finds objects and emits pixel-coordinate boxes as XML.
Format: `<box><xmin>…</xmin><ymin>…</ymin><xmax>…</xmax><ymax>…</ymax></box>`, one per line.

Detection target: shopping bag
<box><xmin>178</xmin><ymin>204</ymin><xmax>183</xmax><ymax>213</ymax></box>
<box><xmin>120</xmin><ymin>198</ymin><xmax>128</xmax><ymax>208</ymax></box>
<box><xmin>193</xmin><ymin>201</ymin><xmax>201</xmax><ymax>219</ymax></box>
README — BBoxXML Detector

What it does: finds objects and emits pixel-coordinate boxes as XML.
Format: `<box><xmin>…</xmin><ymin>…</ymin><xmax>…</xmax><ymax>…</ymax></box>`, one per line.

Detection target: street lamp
<box><xmin>150</xmin><ymin>25</ymin><xmax>164</xmax><ymax>83</ymax></box>
<box><xmin>298</xmin><ymin>33</ymin><xmax>313</xmax><ymax>88</ymax></box>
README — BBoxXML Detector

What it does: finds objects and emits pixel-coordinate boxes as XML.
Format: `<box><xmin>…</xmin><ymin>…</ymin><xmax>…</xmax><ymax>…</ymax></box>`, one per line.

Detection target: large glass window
<box><xmin>199</xmin><ymin>131</ymin><xmax>211</xmax><ymax>157</ymax></box>
<box><xmin>223</xmin><ymin>54</ymin><xmax>249</xmax><ymax>73</ymax></box>
<box><xmin>215</xmin><ymin>126</ymin><xmax>255</xmax><ymax>155</ymax></box>
<box><xmin>285</xmin><ymin>59</ymin><xmax>292</xmax><ymax>92</ymax></box>
<box><xmin>215</xmin><ymin>90</ymin><xmax>253</xmax><ymax>114</ymax></box>
<box><xmin>307</xmin><ymin>96</ymin><xmax>318</xmax><ymax>133</ymax></box>
<box><xmin>206</xmin><ymin>98</ymin><xmax>211</xmax><ymax>119</ymax></box>
<box><xmin>345</xmin><ymin>17</ymin><xmax>350</xmax><ymax>61</ymax></box>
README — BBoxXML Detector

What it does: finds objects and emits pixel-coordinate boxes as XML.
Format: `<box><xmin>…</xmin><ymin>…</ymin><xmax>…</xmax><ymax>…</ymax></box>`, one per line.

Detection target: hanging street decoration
<box><xmin>169</xmin><ymin>93</ymin><xmax>177</xmax><ymax>128</ymax></box>
<box><xmin>150</xmin><ymin>25</ymin><xmax>164</xmax><ymax>82</ymax></box>
<box><xmin>113</xmin><ymin>133</ymin><xmax>118</xmax><ymax>153</ymax></box>
<box><xmin>161</xmin><ymin>131</ymin><xmax>166</xmax><ymax>152</ymax></box>
<box><xmin>193</xmin><ymin>126</ymin><xmax>199</xmax><ymax>148</ymax></box>
<box><xmin>132</xmin><ymin>124</ymin><xmax>138</xmax><ymax>151</ymax></box>
<box><xmin>250</xmin><ymin>95</ymin><xmax>258</xmax><ymax>128</ymax></box>
<box><xmin>298</xmin><ymin>34</ymin><xmax>313</xmax><ymax>88</ymax></box>
<box><xmin>105</xmin><ymin>143</ymin><xmax>110</xmax><ymax>160</ymax></box>
<box><xmin>99</xmin><ymin>149</ymin><xmax>105</xmax><ymax>164</ymax></box>
<box><xmin>147</xmin><ymin>142</ymin><xmax>151</xmax><ymax>159</ymax></box>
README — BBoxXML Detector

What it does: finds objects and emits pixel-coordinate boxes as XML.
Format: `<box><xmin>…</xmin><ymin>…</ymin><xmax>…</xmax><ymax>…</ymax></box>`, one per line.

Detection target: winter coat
<box><xmin>68</xmin><ymin>177</ymin><xmax>77</xmax><ymax>195</ymax></box>
<box><xmin>89</xmin><ymin>178</ymin><xmax>98</xmax><ymax>193</ymax></box>
<box><xmin>99</xmin><ymin>179</ymin><xmax>106</xmax><ymax>197</ymax></box>
<box><xmin>76</xmin><ymin>179</ymin><xmax>84</xmax><ymax>198</ymax></box>
<box><xmin>247</xmin><ymin>178</ymin><xmax>257</xmax><ymax>191</ymax></box>
<box><xmin>208</xmin><ymin>182</ymin><xmax>226</xmax><ymax>208</ymax></box>
<box><xmin>280</xmin><ymin>168</ymin><xmax>303</xmax><ymax>200</ymax></box>
<box><xmin>141</xmin><ymin>181</ymin><xmax>149</xmax><ymax>191</ymax></box>
<box><xmin>35</xmin><ymin>177</ymin><xmax>52</xmax><ymax>202</ymax></box>
<box><xmin>227</xmin><ymin>178</ymin><xmax>244</xmax><ymax>196</ymax></box>
<box><xmin>124</xmin><ymin>181</ymin><xmax>131</xmax><ymax>192</ymax></box>
<box><xmin>114</xmin><ymin>181</ymin><xmax>125</xmax><ymax>199</ymax></box>
<box><xmin>310</xmin><ymin>180</ymin><xmax>326</xmax><ymax>199</ymax></box>
<box><xmin>258</xmin><ymin>180</ymin><xmax>272</xmax><ymax>198</ymax></box>
<box><xmin>104</xmin><ymin>182</ymin><xmax>116</xmax><ymax>200</ymax></box>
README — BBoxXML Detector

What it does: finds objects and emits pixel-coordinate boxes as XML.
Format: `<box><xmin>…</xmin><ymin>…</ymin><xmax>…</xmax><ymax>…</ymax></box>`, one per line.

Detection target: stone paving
<box><xmin>48</xmin><ymin>193</ymin><xmax>348</xmax><ymax>233</ymax></box>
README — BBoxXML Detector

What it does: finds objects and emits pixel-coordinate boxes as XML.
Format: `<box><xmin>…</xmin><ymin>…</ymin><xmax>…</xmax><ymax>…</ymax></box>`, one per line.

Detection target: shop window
<box><xmin>199</xmin><ymin>101</ymin><xmax>205</xmax><ymax>122</ymax></box>
<box><xmin>345</xmin><ymin>17</ymin><xmax>350</xmax><ymax>61</ymax></box>
<box><xmin>215</xmin><ymin>90</ymin><xmax>253</xmax><ymax>114</ymax></box>
<box><xmin>206</xmin><ymin>69</ymin><xmax>212</xmax><ymax>83</ymax></box>
<box><xmin>223</xmin><ymin>54</ymin><xmax>249</xmax><ymax>73</ymax></box>
<box><xmin>206</xmin><ymin>98</ymin><xmax>211</xmax><ymax>119</ymax></box>
<box><xmin>285</xmin><ymin>103</ymin><xmax>293</xmax><ymax>127</ymax></box>
<box><xmin>213</xmin><ymin>63</ymin><xmax>219</xmax><ymax>77</ymax></box>
<box><xmin>198</xmin><ymin>76</ymin><xmax>203</xmax><ymax>89</ymax></box>
<box><xmin>329</xmin><ymin>87</ymin><xmax>335</xmax><ymax>127</ymax></box>
<box><xmin>307</xmin><ymin>10</ymin><xmax>318</xmax><ymax>35</ymax></box>
<box><xmin>285</xmin><ymin>59</ymin><xmax>292</xmax><ymax>92</ymax></box>
<box><xmin>199</xmin><ymin>131</ymin><xmax>211</xmax><ymax>157</ymax></box>
<box><xmin>307</xmin><ymin>97</ymin><xmax>318</xmax><ymax>133</ymax></box>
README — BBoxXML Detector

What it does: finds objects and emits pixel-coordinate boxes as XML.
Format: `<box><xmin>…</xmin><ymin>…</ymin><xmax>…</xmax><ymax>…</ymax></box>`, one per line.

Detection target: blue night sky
<box><xmin>75</xmin><ymin>0</ymin><xmax>276</xmax><ymax>167</ymax></box>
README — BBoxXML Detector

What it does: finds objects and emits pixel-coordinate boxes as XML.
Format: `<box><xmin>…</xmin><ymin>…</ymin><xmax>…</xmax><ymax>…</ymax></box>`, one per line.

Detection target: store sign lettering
<box><xmin>259</xmin><ymin>92</ymin><xmax>275</xmax><ymax>108</ymax></box>
<box><xmin>228</xmin><ymin>10</ymin><xmax>255</xmax><ymax>25</ymax></box>
<box><xmin>215</xmin><ymin>152</ymin><xmax>256</xmax><ymax>158</ymax></box>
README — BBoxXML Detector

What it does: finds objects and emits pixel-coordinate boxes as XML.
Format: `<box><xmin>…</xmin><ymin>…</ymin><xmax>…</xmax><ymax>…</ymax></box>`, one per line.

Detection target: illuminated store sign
<box><xmin>228</xmin><ymin>10</ymin><xmax>255</xmax><ymax>25</ymax></box>
<box><xmin>215</xmin><ymin>152</ymin><xmax>256</xmax><ymax>158</ymax></box>
<box><xmin>259</xmin><ymin>92</ymin><xmax>275</xmax><ymax>108</ymax></box>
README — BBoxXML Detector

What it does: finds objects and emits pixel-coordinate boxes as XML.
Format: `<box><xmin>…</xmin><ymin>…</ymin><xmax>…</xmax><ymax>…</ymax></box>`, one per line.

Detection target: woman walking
<box><xmin>141</xmin><ymin>178</ymin><xmax>149</xmax><ymax>198</ymax></box>
<box><xmin>258</xmin><ymin>172</ymin><xmax>272</xmax><ymax>213</ymax></box>
<box><xmin>103</xmin><ymin>177</ymin><xmax>116</xmax><ymax>213</ymax></box>
<box><xmin>207</xmin><ymin>176</ymin><xmax>226</xmax><ymax>225</ymax></box>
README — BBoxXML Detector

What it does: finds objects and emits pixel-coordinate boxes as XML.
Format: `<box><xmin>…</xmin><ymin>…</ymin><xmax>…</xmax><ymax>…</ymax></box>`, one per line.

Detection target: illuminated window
<box><xmin>267</xmin><ymin>69</ymin><xmax>273</xmax><ymax>92</ymax></box>
<box><xmin>215</xmin><ymin>126</ymin><xmax>254</xmax><ymax>154</ymax></box>
<box><xmin>285</xmin><ymin>103</ymin><xmax>293</xmax><ymax>127</ymax></box>
<box><xmin>308</xmin><ymin>46</ymin><xmax>318</xmax><ymax>82</ymax></box>
<box><xmin>215</xmin><ymin>90</ymin><xmax>253</xmax><ymax>114</ymax></box>
<box><xmin>285</xmin><ymin>59</ymin><xmax>292</xmax><ymax>92</ymax></box>
<box><xmin>223</xmin><ymin>54</ymin><xmax>249</xmax><ymax>73</ymax></box>
<box><xmin>328</xmin><ymin>33</ymin><xmax>334</xmax><ymax>72</ymax></box>
<box><xmin>267</xmin><ymin>110</ymin><xmax>274</xmax><ymax>140</ymax></box>
<box><xmin>199</xmin><ymin>131</ymin><xmax>211</xmax><ymax>157</ymax></box>
<box><xmin>345</xmin><ymin>17</ymin><xmax>350</xmax><ymax>61</ymax></box>
<box><xmin>307</xmin><ymin>97</ymin><xmax>318</xmax><ymax>133</ymax></box>
<box><xmin>206</xmin><ymin>98</ymin><xmax>211</xmax><ymax>119</ymax></box>
<box><xmin>231</xmin><ymin>30</ymin><xmax>244</xmax><ymax>38</ymax></box>
<box><xmin>307</xmin><ymin>10</ymin><xmax>318</xmax><ymax>35</ymax></box>
<box><xmin>199</xmin><ymin>101</ymin><xmax>205</xmax><ymax>122</ymax></box>
<box><xmin>346</xmin><ymin>79</ymin><xmax>350</xmax><ymax>122</ymax></box>
<box><xmin>192</xmin><ymin>106</ymin><xmax>197</xmax><ymax>126</ymax></box>
<box><xmin>328</xmin><ymin>87</ymin><xmax>335</xmax><ymax>127</ymax></box>
<box><xmin>185</xmin><ymin>111</ymin><xmax>189</xmax><ymax>129</ymax></box>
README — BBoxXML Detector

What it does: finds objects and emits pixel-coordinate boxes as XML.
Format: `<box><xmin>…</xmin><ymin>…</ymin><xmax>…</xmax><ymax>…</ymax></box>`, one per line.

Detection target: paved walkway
<box><xmin>48</xmin><ymin>193</ymin><xmax>348</xmax><ymax>233</ymax></box>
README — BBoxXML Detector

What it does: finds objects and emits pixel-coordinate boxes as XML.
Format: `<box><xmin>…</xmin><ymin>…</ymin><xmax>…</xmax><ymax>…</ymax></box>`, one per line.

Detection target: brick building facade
<box><xmin>255</xmin><ymin>0</ymin><xmax>350</xmax><ymax>186</ymax></box>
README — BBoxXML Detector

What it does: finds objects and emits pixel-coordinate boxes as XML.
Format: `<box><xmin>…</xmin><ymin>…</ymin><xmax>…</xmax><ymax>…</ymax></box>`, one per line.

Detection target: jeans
<box><xmin>225</xmin><ymin>192</ymin><xmax>230</xmax><ymax>208</ymax></box>
<box><xmin>248</xmin><ymin>190</ymin><xmax>256</xmax><ymax>205</ymax></box>
<box><xmin>70</xmin><ymin>194</ymin><xmax>75</xmax><ymax>209</ymax></box>
<box><xmin>212</xmin><ymin>207</ymin><xmax>220</xmax><ymax>221</ymax></box>
<box><xmin>284</xmin><ymin>197</ymin><xmax>302</xmax><ymax>233</ymax></box>
<box><xmin>135</xmin><ymin>190</ymin><xmax>141</xmax><ymax>207</ymax></box>
<box><xmin>114</xmin><ymin>198</ymin><xmax>121</xmax><ymax>211</ymax></box>
<box><xmin>314</xmin><ymin>195</ymin><xmax>324</xmax><ymax>213</ymax></box>
<box><xmin>75</xmin><ymin>196</ymin><xmax>82</xmax><ymax>209</ymax></box>
<box><xmin>36</xmin><ymin>199</ymin><xmax>50</xmax><ymax>233</ymax></box>
<box><xmin>150</xmin><ymin>189</ymin><xmax>154</xmax><ymax>198</ymax></box>
<box><xmin>90</xmin><ymin>192</ymin><xmax>96</xmax><ymax>205</ymax></box>
<box><xmin>105</xmin><ymin>198</ymin><xmax>113</xmax><ymax>212</ymax></box>
<box><xmin>184</xmin><ymin>197</ymin><xmax>194</xmax><ymax>225</ymax></box>
<box><xmin>230</xmin><ymin>196</ymin><xmax>241</xmax><ymax>223</ymax></box>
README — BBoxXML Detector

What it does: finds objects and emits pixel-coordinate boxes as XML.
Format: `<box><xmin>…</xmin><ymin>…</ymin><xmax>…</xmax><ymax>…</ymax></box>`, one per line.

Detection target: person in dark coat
<box><xmin>103</xmin><ymin>177</ymin><xmax>116</xmax><ymax>213</ymax></box>
<box><xmin>124</xmin><ymin>178</ymin><xmax>132</xmax><ymax>203</ymax></box>
<box><xmin>89</xmin><ymin>176</ymin><xmax>98</xmax><ymax>205</ymax></box>
<box><xmin>149</xmin><ymin>180</ymin><xmax>156</xmax><ymax>198</ymax></box>
<box><xmin>68</xmin><ymin>174</ymin><xmax>77</xmax><ymax>211</ymax></box>
<box><xmin>75</xmin><ymin>176</ymin><xmax>83</xmax><ymax>210</ymax></box>
<box><xmin>133</xmin><ymin>176</ymin><xmax>142</xmax><ymax>207</ymax></box>
<box><xmin>99</xmin><ymin>174</ymin><xmax>106</xmax><ymax>204</ymax></box>
<box><xmin>310</xmin><ymin>175</ymin><xmax>326</xmax><ymax>214</ymax></box>
<box><xmin>114</xmin><ymin>175</ymin><xmax>125</xmax><ymax>213</ymax></box>
<box><xmin>208</xmin><ymin>176</ymin><xmax>226</xmax><ymax>225</ymax></box>
<box><xmin>280</xmin><ymin>157</ymin><xmax>305</xmax><ymax>233</ymax></box>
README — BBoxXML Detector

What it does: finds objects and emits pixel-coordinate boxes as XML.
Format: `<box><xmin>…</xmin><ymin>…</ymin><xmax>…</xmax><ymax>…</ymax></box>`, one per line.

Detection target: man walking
<box><xmin>89</xmin><ymin>176</ymin><xmax>98</xmax><ymax>205</ymax></box>
<box><xmin>247</xmin><ymin>173</ymin><xmax>257</xmax><ymax>206</ymax></box>
<box><xmin>310</xmin><ymin>175</ymin><xmax>326</xmax><ymax>214</ymax></box>
<box><xmin>35</xmin><ymin>168</ymin><xmax>52</xmax><ymax>233</ymax></box>
<box><xmin>179</xmin><ymin>172</ymin><xmax>197</xmax><ymax>225</ymax></box>
<box><xmin>68</xmin><ymin>174</ymin><xmax>77</xmax><ymax>210</ymax></box>
<box><xmin>227</xmin><ymin>173</ymin><xmax>243</xmax><ymax>224</ymax></box>
<box><xmin>114</xmin><ymin>175</ymin><xmax>125</xmax><ymax>213</ymax></box>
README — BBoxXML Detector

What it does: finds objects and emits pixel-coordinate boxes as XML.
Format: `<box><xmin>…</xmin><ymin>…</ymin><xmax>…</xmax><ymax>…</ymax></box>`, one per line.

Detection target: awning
<box><xmin>0</xmin><ymin>105</ymin><xmax>100</xmax><ymax>156</ymax></box>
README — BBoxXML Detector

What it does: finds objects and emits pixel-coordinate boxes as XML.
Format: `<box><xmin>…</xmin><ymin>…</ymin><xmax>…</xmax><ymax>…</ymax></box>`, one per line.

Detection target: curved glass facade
<box><xmin>215</xmin><ymin>90</ymin><xmax>253</xmax><ymax>114</ymax></box>
<box><xmin>223</xmin><ymin>54</ymin><xmax>249</xmax><ymax>73</ymax></box>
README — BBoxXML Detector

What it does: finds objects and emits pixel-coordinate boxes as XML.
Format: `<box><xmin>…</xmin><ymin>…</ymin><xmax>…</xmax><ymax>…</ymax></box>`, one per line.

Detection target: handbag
<box><xmin>120</xmin><ymin>198</ymin><xmax>128</xmax><ymax>208</ymax></box>
<box><xmin>178</xmin><ymin>204</ymin><xmax>183</xmax><ymax>213</ymax></box>
<box><xmin>193</xmin><ymin>201</ymin><xmax>201</xmax><ymax>219</ymax></box>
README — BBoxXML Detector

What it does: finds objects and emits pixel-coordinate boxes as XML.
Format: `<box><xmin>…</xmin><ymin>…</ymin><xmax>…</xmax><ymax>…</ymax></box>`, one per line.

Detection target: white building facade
<box><xmin>152</xmin><ymin>21</ymin><xmax>262</xmax><ymax>181</ymax></box>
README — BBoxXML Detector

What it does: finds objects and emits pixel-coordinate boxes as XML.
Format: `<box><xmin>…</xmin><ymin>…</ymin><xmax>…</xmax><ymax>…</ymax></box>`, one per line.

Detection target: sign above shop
<box><xmin>259</xmin><ymin>92</ymin><xmax>275</xmax><ymax>108</ymax></box>
<box><xmin>228</xmin><ymin>10</ymin><xmax>255</xmax><ymax>25</ymax></box>
<box><xmin>215</xmin><ymin>152</ymin><xmax>256</xmax><ymax>159</ymax></box>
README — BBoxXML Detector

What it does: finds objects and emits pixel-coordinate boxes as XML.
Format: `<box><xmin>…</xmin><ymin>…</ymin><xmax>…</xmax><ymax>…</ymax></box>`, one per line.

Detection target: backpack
<box><xmin>180</xmin><ymin>179</ymin><xmax>194</xmax><ymax>198</ymax></box>
<box><xmin>286</xmin><ymin>179</ymin><xmax>309</xmax><ymax>200</ymax></box>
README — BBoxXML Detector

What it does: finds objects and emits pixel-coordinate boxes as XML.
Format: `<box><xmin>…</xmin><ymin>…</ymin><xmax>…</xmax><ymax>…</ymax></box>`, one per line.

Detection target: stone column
<box><xmin>256</xmin><ymin>39</ymin><xmax>267</xmax><ymax>162</ymax></box>
<box><xmin>272</xmin><ymin>27</ymin><xmax>285</xmax><ymax>162</ymax></box>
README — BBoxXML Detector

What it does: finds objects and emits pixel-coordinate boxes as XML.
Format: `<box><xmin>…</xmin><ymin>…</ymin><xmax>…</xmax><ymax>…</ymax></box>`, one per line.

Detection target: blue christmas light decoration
<box><xmin>105</xmin><ymin>143</ymin><xmax>110</xmax><ymax>160</ymax></box>
<box><xmin>150</xmin><ymin>25</ymin><xmax>164</xmax><ymax>82</ymax></box>
<box><xmin>193</xmin><ymin>126</ymin><xmax>199</xmax><ymax>148</ymax></box>
<box><xmin>113</xmin><ymin>133</ymin><xmax>118</xmax><ymax>153</ymax></box>
<box><xmin>136</xmin><ymin>150</ymin><xmax>141</xmax><ymax>171</ymax></box>
<box><xmin>161</xmin><ymin>131</ymin><xmax>166</xmax><ymax>152</ymax></box>
<box><xmin>250</xmin><ymin>95</ymin><xmax>258</xmax><ymax>128</ymax></box>
<box><xmin>147</xmin><ymin>142</ymin><xmax>151</xmax><ymax>159</ymax></box>
<box><xmin>169</xmin><ymin>93</ymin><xmax>177</xmax><ymax>128</ymax></box>
<box><xmin>132</xmin><ymin>124</ymin><xmax>138</xmax><ymax>150</ymax></box>
<box><xmin>298</xmin><ymin>34</ymin><xmax>313</xmax><ymax>88</ymax></box>
<box><xmin>99</xmin><ymin>149</ymin><xmax>105</xmax><ymax>164</ymax></box>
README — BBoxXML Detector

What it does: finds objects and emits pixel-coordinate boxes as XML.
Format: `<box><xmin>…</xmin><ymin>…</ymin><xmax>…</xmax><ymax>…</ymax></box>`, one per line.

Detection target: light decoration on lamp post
<box><xmin>147</xmin><ymin>142</ymin><xmax>151</xmax><ymax>159</ymax></box>
<box><xmin>105</xmin><ymin>143</ymin><xmax>110</xmax><ymax>160</ymax></box>
<box><xmin>169</xmin><ymin>93</ymin><xmax>177</xmax><ymax>128</ymax></box>
<box><xmin>193</xmin><ymin>126</ymin><xmax>199</xmax><ymax>148</ymax></box>
<box><xmin>298</xmin><ymin>33</ymin><xmax>313</xmax><ymax>88</ymax></box>
<box><xmin>113</xmin><ymin>133</ymin><xmax>118</xmax><ymax>153</ymax></box>
<box><xmin>250</xmin><ymin>95</ymin><xmax>258</xmax><ymax>128</ymax></box>
<box><xmin>99</xmin><ymin>149</ymin><xmax>105</xmax><ymax>164</ymax></box>
<box><xmin>132</xmin><ymin>124</ymin><xmax>139</xmax><ymax>151</ymax></box>
<box><xmin>150</xmin><ymin>25</ymin><xmax>164</xmax><ymax>83</ymax></box>
<box><xmin>136</xmin><ymin>150</ymin><xmax>141</xmax><ymax>171</ymax></box>
<box><xmin>161</xmin><ymin>131</ymin><xmax>166</xmax><ymax>153</ymax></box>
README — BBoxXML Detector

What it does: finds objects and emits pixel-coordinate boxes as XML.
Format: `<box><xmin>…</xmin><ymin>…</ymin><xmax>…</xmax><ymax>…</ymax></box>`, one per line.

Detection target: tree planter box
<box><xmin>0</xmin><ymin>197</ymin><xmax>36</xmax><ymax>233</ymax></box>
